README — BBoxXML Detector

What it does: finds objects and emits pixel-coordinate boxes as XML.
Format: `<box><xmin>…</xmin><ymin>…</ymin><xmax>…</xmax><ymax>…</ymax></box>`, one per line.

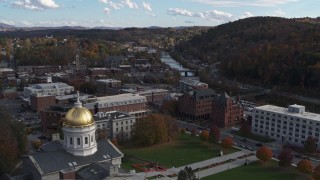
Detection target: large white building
<box><xmin>23</xmin><ymin>82</ymin><xmax>74</xmax><ymax>98</ymax></box>
<box><xmin>94</xmin><ymin>111</ymin><xmax>136</xmax><ymax>141</ymax></box>
<box><xmin>252</xmin><ymin>104</ymin><xmax>320</xmax><ymax>147</ymax></box>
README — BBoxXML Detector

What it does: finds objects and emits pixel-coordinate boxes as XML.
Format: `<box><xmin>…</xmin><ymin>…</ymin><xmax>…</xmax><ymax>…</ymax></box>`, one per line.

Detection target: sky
<box><xmin>0</xmin><ymin>0</ymin><xmax>319</xmax><ymax>27</ymax></box>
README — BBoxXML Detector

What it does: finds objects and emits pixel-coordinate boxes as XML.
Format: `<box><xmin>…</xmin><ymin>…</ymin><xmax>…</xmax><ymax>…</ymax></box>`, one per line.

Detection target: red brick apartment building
<box><xmin>178</xmin><ymin>89</ymin><xmax>215</xmax><ymax>120</ymax></box>
<box><xmin>212</xmin><ymin>93</ymin><xmax>244</xmax><ymax>127</ymax></box>
<box><xmin>30</xmin><ymin>94</ymin><xmax>56</xmax><ymax>112</ymax></box>
<box><xmin>96</xmin><ymin>79</ymin><xmax>122</xmax><ymax>96</ymax></box>
<box><xmin>40</xmin><ymin>104</ymin><xmax>73</xmax><ymax>135</ymax></box>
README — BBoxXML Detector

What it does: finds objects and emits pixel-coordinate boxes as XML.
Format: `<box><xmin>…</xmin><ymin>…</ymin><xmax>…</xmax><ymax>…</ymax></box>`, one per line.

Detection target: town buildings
<box><xmin>252</xmin><ymin>104</ymin><xmax>320</xmax><ymax>147</ymax></box>
<box><xmin>40</xmin><ymin>104</ymin><xmax>73</xmax><ymax>134</ymax></box>
<box><xmin>121</xmin><ymin>88</ymin><xmax>168</xmax><ymax>103</ymax></box>
<box><xmin>94</xmin><ymin>111</ymin><xmax>136</xmax><ymax>141</ymax></box>
<box><xmin>179</xmin><ymin>78</ymin><xmax>208</xmax><ymax>93</ymax></box>
<box><xmin>23</xmin><ymin>82</ymin><xmax>74</xmax><ymax>99</ymax></box>
<box><xmin>178</xmin><ymin>89</ymin><xmax>215</xmax><ymax>120</ymax></box>
<box><xmin>96</xmin><ymin>79</ymin><xmax>122</xmax><ymax>96</ymax></box>
<box><xmin>211</xmin><ymin>93</ymin><xmax>244</xmax><ymax>127</ymax></box>
<box><xmin>83</xmin><ymin>93</ymin><xmax>148</xmax><ymax>119</ymax></box>
<box><xmin>30</xmin><ymin>94</ymin><xmax>56</xmax><ymax>112</ymax></box>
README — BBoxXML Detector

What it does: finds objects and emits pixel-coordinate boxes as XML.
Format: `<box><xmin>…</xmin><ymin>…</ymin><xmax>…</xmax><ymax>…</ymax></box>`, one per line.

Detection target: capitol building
<box><xmin>22</xmin><ymin>93</ymin><xmax>123</xmax><ymax>179</ymax></box>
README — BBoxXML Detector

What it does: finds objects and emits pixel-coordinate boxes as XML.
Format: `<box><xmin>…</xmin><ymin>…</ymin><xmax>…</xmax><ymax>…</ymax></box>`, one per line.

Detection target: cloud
<box><xmin>109</xmin><ymin>1</ymin><xmax>123</xmax><ymax>9</ymax></box>
<box><xmin>167</xmin><ymin>8</ymin><xmax>193</xmax><ymax>17</ymax></box>
<box><xmin>240</xmin><ymin>11</ymin><xmax>254</xmax><ymax>19</ymax></box>
<box><xmin>167</xmin><ymin>8</ymin><xmax>233</xmax><ymax>22</ymax></box>
<box><xmin>12</xmin><ymin>0</ymin><xmax>59</xmax><ymax>10</ymax></box>
<box><xmin>190</xmin><ymin>0</ymin><xmax>298</xmax><ymax>7</ymax></box>
<box><xmin>98</xmin><ymin>0</ymin><xmax>109</xmax><ymax>4</ymax></box>
<box><xmin>122</xmin><ymin>0</ymin><xmax>138</xmax><ymax>9</ymax></box>
<box><xmin>103</xmin><ymin>7</ymin><xmax>111</xmax><ymax>14</ymax></box>
<box><xmin>142</xmin><ymin>2</ymin><xmax>152</xmax><ymax>11</ymax></box>
<box><xmin>268</xmin><ymin>9</ymin><xmax>286</xmax><ymax>17</ymax></box>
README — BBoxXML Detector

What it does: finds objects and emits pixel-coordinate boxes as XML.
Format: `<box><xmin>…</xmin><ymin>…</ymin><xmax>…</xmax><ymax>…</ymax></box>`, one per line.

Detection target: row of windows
<box><xmin>254</xmin><ymin>111</ymin><xmax>319</xmax><ymax>125</ymax></box>
<box><xmin>116</xmin><ymin>126</ymin><xmax>132</xmax><ymax>131</ymax></box>
<box><xmin>69</xmin><ymin>136</ymin><xmax>94</xmax><ymax>145</ymax></box>
<box><xmin>254</xmin><ymin>120</ymin><xmax>319</xmax><ymax>131</ymax></box>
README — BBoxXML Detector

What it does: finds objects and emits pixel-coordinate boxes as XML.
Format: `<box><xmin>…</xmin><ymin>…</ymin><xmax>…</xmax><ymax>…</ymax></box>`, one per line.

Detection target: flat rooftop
<box><xmin>94</xmin><ymin>111</ymin><xmax>132</xmax><ymax>121</ymax></box>
<box><xmin>97</xmin><ymin>79</ymin><xmax>121</xmax><ymax>83</ymax></box>
<box><xmin>28</xmin><ymin>82</ymin><xmax>73</xmax><ymax>89</ymax></box>
<box><xmin>255</xmin><ymin>105</ymin><xmax>320</xmax><ymax>121</ymax></box>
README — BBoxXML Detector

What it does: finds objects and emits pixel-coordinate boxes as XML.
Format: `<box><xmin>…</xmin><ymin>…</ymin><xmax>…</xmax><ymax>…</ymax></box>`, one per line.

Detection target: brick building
<box><xmin>33</xmin><ymin>66</ymin><xmax>61</xmax><ymax>75</ymax></box>
<box><xmin>179</xmin><ymin>78</ymin><xmax>208</xmax><ymax>93</ymax></box>
<box><xmin>83</xmin><ymin>93</ymin><xmax>148</xmax><ymax>119</ymax></box>
<box><xmin>211</xmin><ymin>93</ymin><xmax>244</xmax><ymax>128</ymax></box>
<box><xmin>121</xmin><ymin>88</ymin><xmax>168</xmax><ymax>103</ymax></box>
<box><xmin>40</xmin><ymin>104</ymin><xmax>73</xmax><ymax>135</ymax></box>
<box><xmin>96</xmin><ymin>79</ymin><xmax>122</xmax><ymax>96</ymax></box>
<box><xmin>178</xmin><ymin>89</ymin><xmax>215</xmax><ymax>120</ymax></box>
<box><xmin>30</xmin><ymin>94</ymin><xmax>56</xmax><ymax>112</ymax></box>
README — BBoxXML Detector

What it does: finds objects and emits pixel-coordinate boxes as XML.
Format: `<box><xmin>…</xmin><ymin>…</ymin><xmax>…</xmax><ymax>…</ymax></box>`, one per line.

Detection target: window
<box><xmin>70</xmin><ymin>137</ymin><xmax>73</xmax><ymax>145</ymax></box>
<box><xmin>85</xmin><ymin>137</ymin><xmax>88</xmax><ymax>144</ymax></box>
<box><xmin>91</xmin><ymin>136</ymin><xmax>93</xmax><ymax>142</ymax></box>
<box><xmin>77</xmin><ymin>138</ymin><xmax>80</xmax><ymax>145</ymax></box>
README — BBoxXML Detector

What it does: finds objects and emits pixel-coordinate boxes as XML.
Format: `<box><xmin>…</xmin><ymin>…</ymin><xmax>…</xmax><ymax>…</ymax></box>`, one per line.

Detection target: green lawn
<box><xmin>202</xmin><ymin>161</ymin><xmax>307</xmax><ymax>180</ymax></box>
<box><xmin>121</xmin><ymin>133</ymin><xmax>237</xmax><ymax>170</ymax></box>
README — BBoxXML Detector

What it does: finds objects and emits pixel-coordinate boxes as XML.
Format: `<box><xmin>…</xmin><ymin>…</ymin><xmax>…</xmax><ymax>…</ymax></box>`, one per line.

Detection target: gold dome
<box><xmin>64</xmin><ymin>106</ymin><xmax>94</xmax><ymax>127</ymax></box>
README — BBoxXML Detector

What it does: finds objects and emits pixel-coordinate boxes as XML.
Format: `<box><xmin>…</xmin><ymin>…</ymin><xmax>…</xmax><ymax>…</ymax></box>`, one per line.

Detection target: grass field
<box><xmin>121</xmin><ymin>133</ymin><xmax>238</xmax><ymax>170</ymax></box>
<box><xmin>202</xmin><ymin>161</ymin><xmax>307</xmax><ymax>180</ymax></box>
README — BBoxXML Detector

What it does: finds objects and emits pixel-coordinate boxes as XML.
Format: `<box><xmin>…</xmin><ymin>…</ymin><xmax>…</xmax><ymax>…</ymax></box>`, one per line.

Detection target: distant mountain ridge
<box><xmin>0</xmin><ymin>23</ymin><xmax>16</xmax><ymax>29</ymax></box>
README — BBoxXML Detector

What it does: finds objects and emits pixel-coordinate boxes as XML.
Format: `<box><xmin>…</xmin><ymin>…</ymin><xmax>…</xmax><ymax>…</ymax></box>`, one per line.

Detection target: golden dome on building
<box><xmin>63</xmin><ymin>92</ymin><xmax>94</xmax><ymax>127</ymax></box>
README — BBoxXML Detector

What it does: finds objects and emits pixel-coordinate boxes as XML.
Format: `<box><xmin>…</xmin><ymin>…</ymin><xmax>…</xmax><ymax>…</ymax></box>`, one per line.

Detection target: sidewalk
<box><xmin>130</xmin><ymin>149</ymin><xmax>257</xmax><ymax>180</ymax></box>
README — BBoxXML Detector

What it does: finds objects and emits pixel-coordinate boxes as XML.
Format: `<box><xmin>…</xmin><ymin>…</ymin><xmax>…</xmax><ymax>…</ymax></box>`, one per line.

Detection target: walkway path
<box><xmin>129</xmin><ymin>149</ymin><xmax>258</xmax><ymax>180</ymax></box>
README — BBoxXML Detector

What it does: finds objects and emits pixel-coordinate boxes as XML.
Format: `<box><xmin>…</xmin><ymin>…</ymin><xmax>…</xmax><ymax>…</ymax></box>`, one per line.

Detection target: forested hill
<box><xmin>174</xmin><ymin>17</ymin><xmax>320</xmax><ymax>91</ymax></box>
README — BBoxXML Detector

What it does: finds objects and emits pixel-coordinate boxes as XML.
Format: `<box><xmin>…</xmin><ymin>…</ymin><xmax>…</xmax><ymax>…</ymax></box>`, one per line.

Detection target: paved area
<box><xmin>127</xmin><ymin>149</ymin><xmax>257</xmax><ymax>180</ymax></box>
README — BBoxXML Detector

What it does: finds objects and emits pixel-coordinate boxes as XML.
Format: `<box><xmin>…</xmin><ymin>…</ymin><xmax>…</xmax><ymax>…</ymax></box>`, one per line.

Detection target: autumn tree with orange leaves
<box><xmin>221</xmin><ymin>137</ymin><xmax>233</xmax><ymax>149</ymax></box>
<box><xmin>200</xmin><ymin>130</ymin><xmax>210</xmax><ymax>141</ymax></box>
<box><xmin>297</xmin><ymin>159</ymin><xmax>313</xmax><ymax>174</ymax></box>
<box><xmin>256</xmin><ymin>146</ymin><xmax>273</xmax><ymax>163</ymax></box>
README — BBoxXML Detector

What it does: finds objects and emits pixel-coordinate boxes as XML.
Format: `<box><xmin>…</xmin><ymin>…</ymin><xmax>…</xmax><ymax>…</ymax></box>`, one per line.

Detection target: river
<box><xmin>160</xmin><ymin>52</ymin><xmax>195</xmax><ymax>76</ymax></box>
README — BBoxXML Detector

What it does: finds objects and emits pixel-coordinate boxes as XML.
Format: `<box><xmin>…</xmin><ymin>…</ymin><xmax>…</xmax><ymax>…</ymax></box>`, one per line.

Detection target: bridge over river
<box><xmin>160</xmin><ymin>52</ymin><xmax>197</xmax><ymax>77</ymax></box>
